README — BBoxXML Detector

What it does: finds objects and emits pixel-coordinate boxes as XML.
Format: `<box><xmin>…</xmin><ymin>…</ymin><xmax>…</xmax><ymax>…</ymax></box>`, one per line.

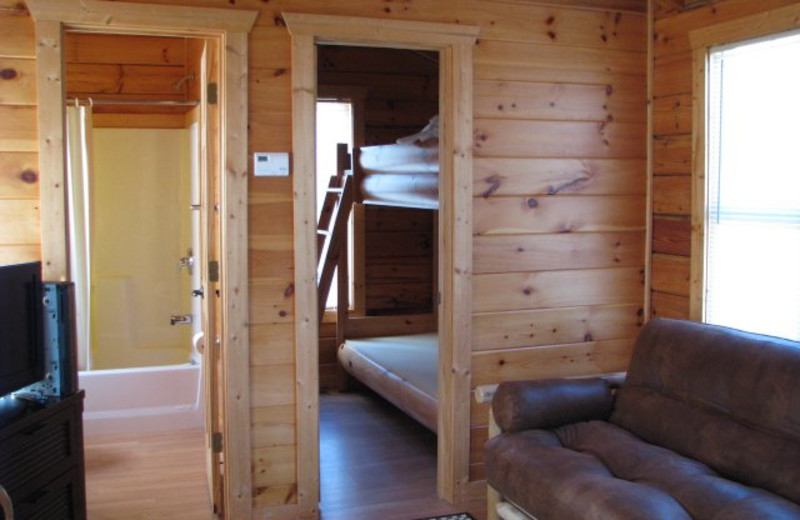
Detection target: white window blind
<box><xmin>705</xmin><ymin>31</ymin><xmax>800</xmax><ymax>341</ymax></box>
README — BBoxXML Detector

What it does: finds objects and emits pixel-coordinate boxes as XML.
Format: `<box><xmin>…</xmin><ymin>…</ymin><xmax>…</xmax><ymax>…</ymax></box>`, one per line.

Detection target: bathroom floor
<box><xmin>84</xmin><ymin>429</ymin><xmax>212</xmax><ymax>519</ymax></box>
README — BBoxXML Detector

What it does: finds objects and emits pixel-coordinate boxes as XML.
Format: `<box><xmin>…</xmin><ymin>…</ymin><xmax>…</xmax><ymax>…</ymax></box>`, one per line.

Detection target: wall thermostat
<box><xmin>254</xmin><ymin>152</ymin><xmax>290</xmax><ymax>177</ymax></box>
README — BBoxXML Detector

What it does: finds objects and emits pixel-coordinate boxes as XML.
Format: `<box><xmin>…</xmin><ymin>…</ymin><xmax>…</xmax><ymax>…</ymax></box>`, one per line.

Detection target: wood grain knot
<box><xmin>0</xmin><ymin>68</ymin><xmax>18</xmax><ymax>80</ymax></box>
<box><xmin>20</xmin><ymin>169</ymin><xmax>38</xmax><ymax>184</ymax></box>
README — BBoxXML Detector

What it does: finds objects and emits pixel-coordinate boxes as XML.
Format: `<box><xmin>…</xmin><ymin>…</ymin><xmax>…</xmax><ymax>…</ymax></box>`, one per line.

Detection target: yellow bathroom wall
<box><xmin>90</xmin><ymin>127</ymin><xmax>193</xmax><ymax>369</ymax></box>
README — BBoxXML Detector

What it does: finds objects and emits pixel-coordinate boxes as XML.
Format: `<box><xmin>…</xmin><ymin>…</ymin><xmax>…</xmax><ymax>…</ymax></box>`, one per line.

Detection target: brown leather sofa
<box><xmin>484</xmin><ymin>318</ymin><xmax>800</xmax><ymax>520</ymax></box>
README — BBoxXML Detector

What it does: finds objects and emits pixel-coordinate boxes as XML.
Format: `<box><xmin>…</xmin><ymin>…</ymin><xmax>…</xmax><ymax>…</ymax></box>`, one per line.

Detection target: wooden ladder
<box><xmin>317</xmin><ymin>143</ymin><xmax>354</xmax><ymax>322</ymax></box>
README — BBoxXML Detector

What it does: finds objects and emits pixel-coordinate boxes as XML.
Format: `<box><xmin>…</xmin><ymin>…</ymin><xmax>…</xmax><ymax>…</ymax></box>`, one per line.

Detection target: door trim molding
<box><xmin>285</xmin><ymin>12</ymin><xmax>478</xmax><ymax>516</ymax></box>
<box><xmin>26</xmin><ymin>1</ymin><xmax>257</xmax><ymax>518</ymax></box>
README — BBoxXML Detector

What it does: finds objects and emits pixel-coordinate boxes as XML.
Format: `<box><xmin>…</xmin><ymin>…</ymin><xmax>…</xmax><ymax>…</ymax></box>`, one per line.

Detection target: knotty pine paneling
<box><xmin>3</xmin><ymin>0</ymin><xmax>648</xmax><ymax>512</ymax></box>
<box><xmin>0</xmin><ymin>15</ymin><xmax>38</xmax><ymax>266</ymax></box>
<box><xmin>653</xmin><ymin>134</ymin><xmax>691</xmax><ymax>175</ymax></box>
<box><xmin>472</xmin><ymin>338</ymin><xmax>635</xmax><ymax>387</ymax></box>
<box><xmin>0</xmin><ymin>58</ymin><xmax>36</xmax><ymax>105</ymax></box>
<box><xmin>65</xmin><ymin>33</ymin><xmax>187</xmax><ymax>65</ymax></box>
<box><xmin>473</xmin><ymin>158</ymin><xmax>646</xmax><ymax>197</ymax></box>
<box><xmin>652</xmin><ymin>216</ymin><xmax>691</xmax><ymax>256</ymax></box>
<box><xmin>473</xmin><ymin>303</ymin><xmax>643</xmax><ymax>351</ymax></box>
<box><xmin>652</xmin><ymin>175</ymin><xmax>691</xmax><ymax>215</ymax></box>
<box><xmin>473</xmin><ymin>119</ymin><xmax>646</xmax><ymax>158</ymax></box>
<box><xmin>474</xmin><ymin>195</ymin><xmax>646</xmax><ymax>235</ymax></box>
<box><xmin>652</xmin><ymin>93</ymin><xmax>692</xmax><ymax>136</ymax></box>
<box><xmin>0</xmin><ymin>152</ymin><xmax>38</xmax><ymax>198</ymax></box>
<box><xmin>0</xmin><ymin>198</ymin><xmax>39</xmax><ymax>244</ymax></box>
<box><xmin>651</xmin><ymin>253</ymin><xmax>690</xmax><ymax>297</ymax></box>
<box><xmin>651</xmin><ymin>291</ymin><xmax>690</xmax><ymax>319</ymax></box>
<box><xmin>473</xmin><ymin>232</ymin><xmax>644</xmax><ymax>273</ymax></box>
<box><xmin>0</xmin><ymin>105</ymin><xmax>37</xmax><ymax>152</ymax></box>
<box><xmin>474</xmin><ymin>80</ymin><xmax>645</xmax><ymax>123</ymax></box>
<box><xmin>63</xmin><ymin>33</ymin><xmax>196</xmax><ymax>113</ymax></box>
<box><xmin>474</xmin><ymin>267</ymin><xmax>644</xmax><ymax>313</ymax></box>
<box><xmin>475</xmin><ymin>39</ymin><xmax>645</xmax><ymax>84</ymax></box>
<box><xmin>0</xmin><ymin>13</ymin><xmax>34</xmax><ymax>59</ymax></box>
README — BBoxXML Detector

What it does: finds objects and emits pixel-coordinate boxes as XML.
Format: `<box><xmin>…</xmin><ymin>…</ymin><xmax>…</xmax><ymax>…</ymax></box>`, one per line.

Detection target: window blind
<box><xmin>705</xmin><ymin>32</ymin><xmax>800</xmax><ymax>341</ymax></box>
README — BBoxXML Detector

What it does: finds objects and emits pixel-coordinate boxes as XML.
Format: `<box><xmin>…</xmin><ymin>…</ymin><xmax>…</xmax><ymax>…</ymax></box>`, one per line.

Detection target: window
<box><xmin>316</xmin><ymin>100</ymin><xmax>354</xmax><ymax>310</ymax></box>
<box><xmin>701</xmin><ymin>31</ymin><xmax>800</xmax><ymax>340</ymax></box>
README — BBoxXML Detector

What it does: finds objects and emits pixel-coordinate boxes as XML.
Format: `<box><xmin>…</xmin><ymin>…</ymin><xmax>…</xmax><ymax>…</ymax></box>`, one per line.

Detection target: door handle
<box><xmin>177</xmin><ymin>247</ymin><xmax>194</xmax><ymax>275</ymax></box>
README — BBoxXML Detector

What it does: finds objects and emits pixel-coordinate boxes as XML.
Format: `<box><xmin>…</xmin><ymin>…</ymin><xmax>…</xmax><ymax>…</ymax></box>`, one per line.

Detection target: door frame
<box><xmin>26</xmin><ymin>1</ymin><xmax>257</xmax><ymax>518</ymax></box>
<box><xmin>284</xmin><ymin>13</ymin><xmax>478</xmax><ymax>516</ymax></box>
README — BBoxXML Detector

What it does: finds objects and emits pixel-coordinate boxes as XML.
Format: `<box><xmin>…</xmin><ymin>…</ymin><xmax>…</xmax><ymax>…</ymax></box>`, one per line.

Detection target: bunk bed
<box><xmin>338</xmin><ymin>333</ymin><xmax>439</xmax><ymax>433</ymax></box>
<box><xmin>322</xmin><ymin>120</ymin><xmax>441</xmax><ymax>433</ymax></box>
<box><xmin>354</xmin><ymin>139</ymin><xmax>439</xmax><ymax>210</ymax></box>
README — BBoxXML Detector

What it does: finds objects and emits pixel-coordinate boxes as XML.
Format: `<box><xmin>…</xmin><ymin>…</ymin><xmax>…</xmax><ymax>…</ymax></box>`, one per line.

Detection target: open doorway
<box><xmin>286</xmin><ymin>13</ymin><xmax>478</xmax><ymax>516</ymax></box>
<box><xmin>61</xmin><ymin>30</ymin><xmax>225</xmax><ymax>516</ymax></box>
<box><xmin>313</xmin><ymin>44</ymin><xmax>460</xmax><ymax>518</ymax></box>
<box><xmin>28</xmin><ymin>2</ymin><xmax>255</xmax><ymax>516</ymax></box>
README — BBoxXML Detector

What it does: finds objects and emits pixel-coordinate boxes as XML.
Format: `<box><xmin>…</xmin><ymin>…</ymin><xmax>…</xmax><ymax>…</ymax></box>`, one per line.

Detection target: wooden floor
<box><xmin>320</xmin><ymin>391</ymin><xmax>486</xmax><ymax>520</ymax></box>
<box><xmin>84</xmin><ymin>429</ymin><xmax>213</xmax><ymax>519</ymax></box>
<box><xmin>84</xmin><ymin>392</ymin><xmax>485</xmax><ymax>520</ymax></box>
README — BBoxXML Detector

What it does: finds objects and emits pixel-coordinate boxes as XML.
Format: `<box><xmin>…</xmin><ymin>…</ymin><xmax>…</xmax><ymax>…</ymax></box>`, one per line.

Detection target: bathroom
<box><xmin>63</xmin><ymin>32</ymin><xmax>212</xmax><ymax>437</ymax></box>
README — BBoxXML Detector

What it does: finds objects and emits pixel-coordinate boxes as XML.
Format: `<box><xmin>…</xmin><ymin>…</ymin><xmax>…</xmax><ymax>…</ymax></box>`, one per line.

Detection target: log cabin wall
<box><xmin>649</xmin><ymin>0</ymin><xmax>799</xmax><ymax>320</ymax></box>
<box><xmin>0</xmin><ymin>3</ymin><xmax>39</xmax><ymax>266</ymax></box>
<box><xmin>3</xmin><ymin>0</ymin><xmax>647</xmax><ymax>515</ymax></box>
<box><xmin>63</xmin><ymin>33</ymin><xmax>202</xmax><ymax>128</ymax></box>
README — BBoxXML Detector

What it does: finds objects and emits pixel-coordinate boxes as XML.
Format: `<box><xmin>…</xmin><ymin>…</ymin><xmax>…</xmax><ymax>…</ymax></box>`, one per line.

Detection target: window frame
<box><xmin>316</xmin><ymin>85</ymin><xmax>368</xmax><ymax>318</ymax></box>
<box><xmin>689</xmin><ymin>4</ymin><xmax>800</xmax><ymax>322</ymax></box>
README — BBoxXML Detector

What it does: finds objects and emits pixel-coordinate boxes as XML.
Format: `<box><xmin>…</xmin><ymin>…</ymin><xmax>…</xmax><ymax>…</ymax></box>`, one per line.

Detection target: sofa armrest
<box><xmin>492</xmin><ymin>377</ymin><xmax>615</xmax><ymax>433</ymax></box>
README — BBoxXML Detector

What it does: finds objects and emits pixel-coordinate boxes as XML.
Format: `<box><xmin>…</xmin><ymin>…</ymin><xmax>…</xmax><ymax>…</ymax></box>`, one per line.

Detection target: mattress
<box><xmin>338</xmin><ymin>333</ymin><xmax>439</xmax><ymax>432</ymax></box>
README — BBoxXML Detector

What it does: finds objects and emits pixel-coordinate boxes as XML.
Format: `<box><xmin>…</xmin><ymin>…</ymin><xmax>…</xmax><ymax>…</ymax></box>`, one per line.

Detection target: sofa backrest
<box><xmin>610</xmin><ymin>318</ymin><xmax>800</xmax><ymax>503</ymax></box>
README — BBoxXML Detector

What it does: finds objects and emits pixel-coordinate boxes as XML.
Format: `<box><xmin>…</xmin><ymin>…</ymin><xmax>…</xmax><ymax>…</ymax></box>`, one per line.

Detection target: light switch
<box><xmin>254</xmin><ymin>152</ymin><xmax>290</xmax><ymax>176</ymax></box>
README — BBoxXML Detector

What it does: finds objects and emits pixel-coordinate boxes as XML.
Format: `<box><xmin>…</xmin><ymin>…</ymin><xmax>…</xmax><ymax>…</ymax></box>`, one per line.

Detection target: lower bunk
<box><xmin>337</xmin><ymin>333</ymin><xmax>438</xmax><ymax>433</ymax></box>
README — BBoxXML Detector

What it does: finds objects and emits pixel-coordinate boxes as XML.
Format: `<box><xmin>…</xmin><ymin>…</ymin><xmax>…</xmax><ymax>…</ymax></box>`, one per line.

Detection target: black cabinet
<box><xmin>0</xmin><ymin>392</ymin><xmax>86</xmax><ymax>520</ymax></box>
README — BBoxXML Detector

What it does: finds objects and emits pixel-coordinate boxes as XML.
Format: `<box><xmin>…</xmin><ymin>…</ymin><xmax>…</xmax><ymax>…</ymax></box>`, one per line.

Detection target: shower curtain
<box><xmin>66</xmin><ymin>105</ymin><xmax>93</xmax><ymax>371</ymax></box>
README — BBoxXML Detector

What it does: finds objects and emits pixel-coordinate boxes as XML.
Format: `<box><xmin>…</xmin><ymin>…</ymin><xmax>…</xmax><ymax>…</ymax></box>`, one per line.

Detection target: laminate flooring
<box><xmin>84</xmin><ymin>392</ymin><xmax>485</xmax><ymax>520</ymax></box>
<box><xmin>84</xmin><ymin>429</ymin><xmax>213</xmax><ymax>519</ymax></box>
<box><xmin>320</xmin><ymin>391</ymin><xmax>486</xmax><ymax>520</ymax></box>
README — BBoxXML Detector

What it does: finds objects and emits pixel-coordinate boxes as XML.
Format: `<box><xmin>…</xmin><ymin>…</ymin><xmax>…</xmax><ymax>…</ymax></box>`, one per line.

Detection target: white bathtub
<box><xmin>79</xmin><ymin>362</ymin><xmax>204</xmax><ymax>437</ymax></box>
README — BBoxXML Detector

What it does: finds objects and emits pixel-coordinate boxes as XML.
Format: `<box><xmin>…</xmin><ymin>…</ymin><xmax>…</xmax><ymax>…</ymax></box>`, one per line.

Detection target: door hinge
<box><xmin>207</xmin><ymin>83</ymin><xmax>218</xmax><ymax>105</ymax></box>
<box><xmin>212</xmin><ymin>432</ymin><xmax>223</xmax><ymax>453</ymax></box>
<box><xmin>208</xmin><ymin>260</ymin><xmax>219</xmax><ymax>283</ymax></box>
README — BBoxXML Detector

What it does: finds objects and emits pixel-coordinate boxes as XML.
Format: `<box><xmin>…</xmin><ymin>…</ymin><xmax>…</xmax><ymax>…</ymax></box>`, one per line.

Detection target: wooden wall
<box><xmin>649</xmin><ymin>0</ymin><xmax>799</xmax><ymax>320</ymax></box>
<box><xmin>0</xmin><ymin>3</ymin><xmax>39</xmax><ymax>266</ymax></box>
<box><xmin>4</xmin><ymin>0</ymin><xmax>648</xmax><ymax>516</ymax></box>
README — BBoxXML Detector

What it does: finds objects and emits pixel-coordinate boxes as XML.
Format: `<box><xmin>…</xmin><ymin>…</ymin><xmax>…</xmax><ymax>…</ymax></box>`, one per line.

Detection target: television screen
<box><xmin>0</xmin><ymin>262</ymin><xmax>44</xmax><ymax>396</ymax></box>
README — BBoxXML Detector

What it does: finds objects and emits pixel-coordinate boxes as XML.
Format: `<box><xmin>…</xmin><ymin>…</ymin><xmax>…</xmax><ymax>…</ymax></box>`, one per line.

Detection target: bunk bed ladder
<box><xmin>317</xmin><ymin>143</ymin><xmax>353</xmax><ymax>323</ymax></box>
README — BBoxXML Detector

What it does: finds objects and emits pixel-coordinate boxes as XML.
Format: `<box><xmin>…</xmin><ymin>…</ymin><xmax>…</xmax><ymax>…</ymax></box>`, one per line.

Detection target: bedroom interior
<box><xmin>0</xmin><ymin>0</ymin><xmax>798</xmax><ymax>519</ymax></box>
<box><xmin>313</xmin><ymin>44</ymin><xmax>446</xmax><ymax>517</ymax></box>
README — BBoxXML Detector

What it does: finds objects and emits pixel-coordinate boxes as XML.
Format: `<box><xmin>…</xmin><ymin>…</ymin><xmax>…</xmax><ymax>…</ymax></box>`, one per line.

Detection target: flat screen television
<box><xmin>0</xmin><ymin>261</ymin><xmax>44</xmax><ymax>397</ymax></box>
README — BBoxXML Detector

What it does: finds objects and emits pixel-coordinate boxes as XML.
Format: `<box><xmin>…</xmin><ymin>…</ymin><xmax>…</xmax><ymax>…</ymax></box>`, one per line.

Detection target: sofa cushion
<box><xmin>485</xmin><ymin>420</ymin><xmax>800</xmax><ymax>520</ymax></box>
<box><xmin>610</xmin><ymin>318</ymin><xmax>800</xmax><ymax>502</ymax></box>
<box><xmin>492</xmin><ymin>378</ymin><xmax>613</xmax><ymax>433</ymax></box>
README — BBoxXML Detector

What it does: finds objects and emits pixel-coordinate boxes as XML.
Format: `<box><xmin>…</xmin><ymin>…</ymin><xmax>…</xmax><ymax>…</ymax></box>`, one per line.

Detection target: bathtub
<box><xmin>79</xmin><ymin>362</ymin><xmax>204</xmax><ymax>437</ymax></box>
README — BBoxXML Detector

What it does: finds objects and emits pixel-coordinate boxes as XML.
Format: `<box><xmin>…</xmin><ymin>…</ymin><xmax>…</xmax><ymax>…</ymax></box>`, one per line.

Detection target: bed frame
<box><xmin>339</xmin><ymin>333</ymin><xmax>439</xmax><ymax>433</ymax></box>
<box><xmin>319</xmin><ymin>137</ymin><xmax>441</xmax><ymax>432</ymax></box>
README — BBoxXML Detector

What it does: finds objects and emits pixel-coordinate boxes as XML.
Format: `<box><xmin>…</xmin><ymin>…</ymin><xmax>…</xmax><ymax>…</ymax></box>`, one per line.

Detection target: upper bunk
<box><xmin>353</xmin><ymin>115</ymin><xmax>440</xmax><ymax>211</ymax></box>
<box><xmin>355</xmin><ymin>139</ymin><xmax>439</xmax><ymax>210</ymax></box>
